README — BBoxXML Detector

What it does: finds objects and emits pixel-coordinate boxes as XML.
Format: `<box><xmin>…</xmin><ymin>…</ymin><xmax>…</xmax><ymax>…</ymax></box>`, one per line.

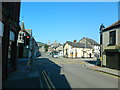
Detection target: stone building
<box><xmin>1</xmin><ymin>2</ymin><xmax>21</xmax><ymax>81</ymax></box>
<box><xmin>100</xmin><ymin>20</ymin><xmax>120</xmax><ymax>70</ymax></box>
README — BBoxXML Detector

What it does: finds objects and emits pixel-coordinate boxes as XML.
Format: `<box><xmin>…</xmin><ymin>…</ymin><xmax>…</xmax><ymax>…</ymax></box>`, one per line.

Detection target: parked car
<box><xmin>53</xmin><ymin>54</ymin><xmax>58</xmax><ymax>58</ymax></box>
<box><xmin>52</xmin><ymin>51</ymin><xmax>58</xmax><ymax>58</ymax></box>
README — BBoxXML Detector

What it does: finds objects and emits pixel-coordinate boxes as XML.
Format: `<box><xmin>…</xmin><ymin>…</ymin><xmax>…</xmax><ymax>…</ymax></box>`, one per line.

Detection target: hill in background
<box><xmin>37</xmin><ymin>42</ymin><xmax>46</xmax><ymax>48</ymax></box>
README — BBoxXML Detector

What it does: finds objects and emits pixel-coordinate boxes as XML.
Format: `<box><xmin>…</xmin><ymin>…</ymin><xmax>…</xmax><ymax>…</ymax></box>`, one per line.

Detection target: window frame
<box><xmin>108</xmin><ymin>30</ymin><xmax>116</xmax><ymax>46</ymax></box>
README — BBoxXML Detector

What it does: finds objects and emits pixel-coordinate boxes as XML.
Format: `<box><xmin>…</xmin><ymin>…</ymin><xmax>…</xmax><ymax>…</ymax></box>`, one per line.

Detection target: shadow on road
<box><xmin>34</xmin><ymin>58</ymin><xmax>71</xmax><ymax>89</ymax></box>
<box><xmin>85</xmin><ymin>60</ymin><xmax>97</xmax><ymax>65</ymax></box>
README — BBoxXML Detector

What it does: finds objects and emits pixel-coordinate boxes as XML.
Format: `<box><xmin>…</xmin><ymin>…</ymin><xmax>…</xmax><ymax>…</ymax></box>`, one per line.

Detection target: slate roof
<box><xmin>103</xmin><ymin>20</ymin><xmax>120</xmax><ymax>31</ymax></box>
<box><xmin>66</xmin><ymin>41</ymin><xmax>92</xmax><ymax>48</ymax></box>
<box><xmin>84</xmin><ymin>37</ymin><xmax>99</xmax><ymax>45</ymax></box>
<box><xmin>25</xmin><ymin>29</ymin><xmax>32</xmax><ymax>36</ymax></box>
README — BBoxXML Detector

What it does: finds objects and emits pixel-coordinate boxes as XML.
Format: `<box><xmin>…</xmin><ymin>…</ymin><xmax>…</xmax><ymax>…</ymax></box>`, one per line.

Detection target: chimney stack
<box><xmin>74</xmin><ymin>40</ymin><xmax>77</xmax><ymax>43</ymax></box>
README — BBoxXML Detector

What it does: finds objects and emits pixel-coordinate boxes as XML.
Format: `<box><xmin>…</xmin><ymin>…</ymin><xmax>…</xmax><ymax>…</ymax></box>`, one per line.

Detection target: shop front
<box><xmin>105</xmin><ymin>49</ymin><xmax>120</xmax><ymax>70</ymax></box>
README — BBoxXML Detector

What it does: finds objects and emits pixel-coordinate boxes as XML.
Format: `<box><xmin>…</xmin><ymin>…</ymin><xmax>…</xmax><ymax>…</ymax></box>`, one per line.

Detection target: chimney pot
<box><xmin>74</xmin><ymin>40</ymin><xmax>77</xmax><ymax>42</ymax></box>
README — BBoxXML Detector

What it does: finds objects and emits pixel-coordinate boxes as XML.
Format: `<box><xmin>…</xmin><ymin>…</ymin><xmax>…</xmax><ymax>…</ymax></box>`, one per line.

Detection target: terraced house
<box><xmin>63</xmin><ymin>40</ymin><xmax>93</xmax><ymax>58</ymax></box>
<box><xmin>79</xmin><ymin>37</ymin><xmax>100</xmax><ymax>58</ymax></box>
<box><xmin>100</xmin><ymin>20</ymin><xmax>120</xmax><ymax>70</ymax></box>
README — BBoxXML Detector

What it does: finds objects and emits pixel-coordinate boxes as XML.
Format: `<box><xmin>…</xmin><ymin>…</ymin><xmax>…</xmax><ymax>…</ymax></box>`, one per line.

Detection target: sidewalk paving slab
<box><xmin>2</xmin><ymin>59</ymin><xmax>41</xmax><ymax>88</ymax></box>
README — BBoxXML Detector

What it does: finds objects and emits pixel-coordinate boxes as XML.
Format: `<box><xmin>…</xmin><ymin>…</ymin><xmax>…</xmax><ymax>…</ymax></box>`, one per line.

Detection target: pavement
<box><xmin>2</xmin><ymin>58</ymin><xmax>41</xmax><ymax>88</ymax></box>
<box><xmin>78</xmin><ymin>58</ymin><xmax>120</xmax><ymax>77</ymax></box>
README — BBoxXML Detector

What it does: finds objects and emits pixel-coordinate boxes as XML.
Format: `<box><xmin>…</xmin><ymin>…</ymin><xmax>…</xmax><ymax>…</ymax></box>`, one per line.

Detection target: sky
<box><xmin>20</xmin><ymin>2</ymin><xmax>118</xmax><ymax>44</ymax></box>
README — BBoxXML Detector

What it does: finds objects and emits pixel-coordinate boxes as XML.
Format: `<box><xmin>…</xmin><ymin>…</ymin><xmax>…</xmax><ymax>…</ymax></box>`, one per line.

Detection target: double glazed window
<box><xmin>109</xmin><ymin>31</ymin><xmax>116</xmax><ymax>45</ymax></box>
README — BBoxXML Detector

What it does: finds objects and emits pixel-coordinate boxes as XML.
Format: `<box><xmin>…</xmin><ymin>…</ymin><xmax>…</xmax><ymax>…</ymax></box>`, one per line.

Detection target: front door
<box><xmin>18</xmin><ymin>45</ymin><xmax>24</xmax><ymax>58</ymax></box>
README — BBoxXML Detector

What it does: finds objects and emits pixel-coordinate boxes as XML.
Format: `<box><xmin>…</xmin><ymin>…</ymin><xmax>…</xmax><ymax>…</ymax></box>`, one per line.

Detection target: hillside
<box><xmin>37</xmin><ymin>42</ymin><xmax>46</xmax><ymax>47</ymax></box>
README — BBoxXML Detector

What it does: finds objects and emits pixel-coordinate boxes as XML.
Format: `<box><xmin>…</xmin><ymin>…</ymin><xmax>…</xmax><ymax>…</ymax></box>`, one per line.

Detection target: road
<box><xmin>32</xmin><ymin>52</ymin><xmax>119</xmax><ymax>88</ymax></box>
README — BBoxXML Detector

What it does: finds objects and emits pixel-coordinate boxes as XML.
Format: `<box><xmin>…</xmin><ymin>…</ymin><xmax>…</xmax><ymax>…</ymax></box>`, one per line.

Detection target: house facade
<box><xmin>79</xmin><ymin>37</ymin><xmax>100</xmax><ymax>58</ymax></box>
<box><xmin>56</xmin><ymin>45</ymin><xmax>63</xmax><ymax>57</ymax></box>
<box><xmin>63</xmin><ymin>41</ymin><xmax>93</xmax><ymax>58</ymax></box>
<box><xmin>100</xmin><ymin>20</ymin><xmax>120</xmax><ymax>70</ymax></box>
<box><xmin>17</xmin><ymin>21</ymin><xmax>39</xmax><ymax>58</ymax></box>
<box><xmin>47</xmin><ymin>41</ymin><xmax>61</xmax><ymax>55</ymax></box>
<box><xmin>17</xmin><ymin>21</ymin><xmax>32</xmax><ymax>58</ymax></box>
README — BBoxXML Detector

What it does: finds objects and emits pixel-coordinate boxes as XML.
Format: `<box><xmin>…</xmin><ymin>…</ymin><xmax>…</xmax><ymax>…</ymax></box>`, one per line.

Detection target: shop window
<box><xmin>0</xmin><ymin>21</ymin><xmax>4</xmax><ymax>37</ymax></box>
<box><xmin>8</xmin><ymin>30</ymin><xmax>15</xmax><ymax>68</ymax></box>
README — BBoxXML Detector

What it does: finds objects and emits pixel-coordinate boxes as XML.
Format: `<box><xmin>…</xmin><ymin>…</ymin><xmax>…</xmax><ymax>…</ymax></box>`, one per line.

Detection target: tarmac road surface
<box><xmin>33</xmin><ymin>52</ymin><xmax>119</xmax><ymax>88</ymax></box>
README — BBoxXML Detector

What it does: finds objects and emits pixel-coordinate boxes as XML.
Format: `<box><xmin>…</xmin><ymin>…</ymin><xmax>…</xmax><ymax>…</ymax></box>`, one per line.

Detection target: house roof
<box><xmin>103</xmin><ymin>20</ymin><xmax>120</xmax><ymax>31</ymax></box>
<box><xmin>66</xmin><ymin>41</ymin><xmax>92</xmax><ymax>48</ymax></box>
<box><xmin>50</xmin><ymin>41</ymin><xmax>61</xmax><ymax>48</ymax></box>
<box><xmin>25</xmin><ymin>29</ymin><xmax>32</xmax><ymax>35</ymax></box>
<box><xmin>79</xmin><ymin>37</ymin><xmax>99</xmax><ymax>45</ymax></box>
<box><xmin>84</xmin><ymin>37</ymin><xmax>99</xmax><ymax>45</ymax></box>
<box><xmin>21</xmin><ymin>21</ymin><xmax>25</xmax><ymax>30</ymax></box>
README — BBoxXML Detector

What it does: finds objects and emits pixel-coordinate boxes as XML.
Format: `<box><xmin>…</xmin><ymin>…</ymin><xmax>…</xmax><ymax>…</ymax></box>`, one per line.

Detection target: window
<box><xmin>19</xmin><ymin>36</ymin><xmax>21</xmax><ymax>40</ymax></box>
<box><xmin>109</xmin><ymin>31</ymin><xmax>116</xmax><ymax>45</ymax></box>
<box><xmin>0</xmin><ymin>21</ymin><xmax>4</xmax><ymax>37</ymax></box>
<box><xmin>19</xmin><ymin>33</ymin><xmax>22</xmax><ymax>36</ymax></box>
<box><xmin>100</xmin><ymin>34</ymin><xmax>102</xmax><ymax>44</ymax></box>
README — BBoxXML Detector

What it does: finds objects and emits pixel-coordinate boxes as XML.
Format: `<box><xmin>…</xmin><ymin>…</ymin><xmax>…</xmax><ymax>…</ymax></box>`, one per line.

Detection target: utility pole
<box><xmin>84</xmin><ymin>37</ymin><xmax>86</xmax><ymax>58</ymax></box>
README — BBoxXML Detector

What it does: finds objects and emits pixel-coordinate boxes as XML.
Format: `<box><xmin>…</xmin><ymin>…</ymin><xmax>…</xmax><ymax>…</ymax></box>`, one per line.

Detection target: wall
<box><xmin>116</xmin><ymin>26</ymin><xmax>120</xmax><ymax>46</ymax></box>
<box><xmin>0</xmin><ymin>21</ymin><xmax>3</xmax><ymax>87</ymax></box>
<box><xmin>103</xmin><ymin>27</ymin><xmax>119</xmax><ymax>47</ymax></box>
<box><xmin>2</xmin><ymin>2</ymin><xmax>21</xmax><ymax>81</ymax></box>
<box><xmin>102</xmin><ymin>26</ymin><xmax>120</xmax><ymax>67</ymax></box>
<box><xmin>63</xmin><ymin>43</ymin><xmax>69</xmax><ymax>56</ymax></box>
